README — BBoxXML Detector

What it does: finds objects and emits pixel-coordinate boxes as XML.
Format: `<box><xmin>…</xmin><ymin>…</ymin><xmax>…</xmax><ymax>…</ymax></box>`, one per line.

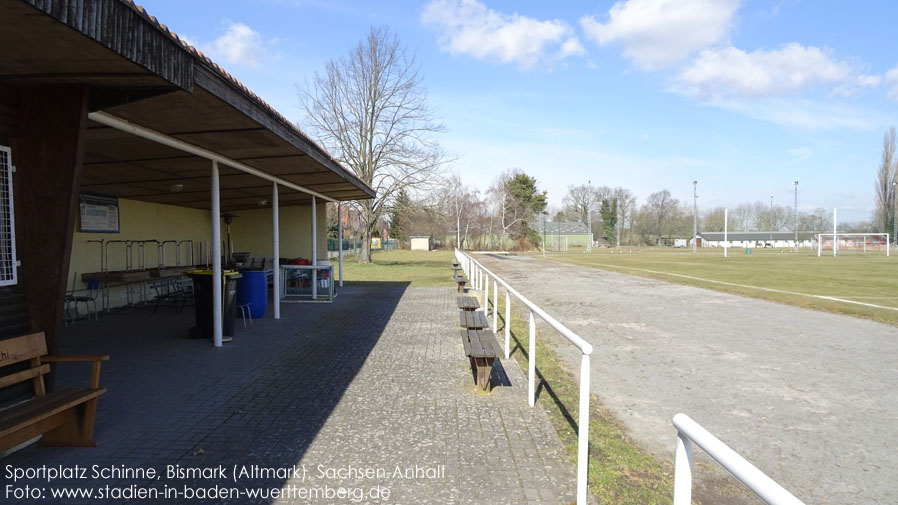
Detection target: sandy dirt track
<box><xmin>476</xmin><ymin>253</ymin><xmax>897</xmax><ymax>505</ymax></box>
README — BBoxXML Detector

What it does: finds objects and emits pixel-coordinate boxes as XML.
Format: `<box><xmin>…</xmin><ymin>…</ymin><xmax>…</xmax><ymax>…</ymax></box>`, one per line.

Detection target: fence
<box><xmin>673</xmin><ymin>413</ymin><xmax>805</xmax><ymax>505</ymax></box>
<box><xmin>455</xmin><ymin>249</ymin><xmax>593</xmax><ymax>505</ymax></box>
<box><xmin>458</xmin><ymin>249</ymin><xmax>806</xmax><ymax>505</ymax></box>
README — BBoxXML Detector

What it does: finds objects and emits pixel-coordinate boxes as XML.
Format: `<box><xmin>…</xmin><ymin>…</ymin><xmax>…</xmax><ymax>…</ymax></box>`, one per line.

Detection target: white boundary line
<box><xmin>580</xmin><ymin>262</ymin><xmax>898</xmax><ymax>312</ymax></box>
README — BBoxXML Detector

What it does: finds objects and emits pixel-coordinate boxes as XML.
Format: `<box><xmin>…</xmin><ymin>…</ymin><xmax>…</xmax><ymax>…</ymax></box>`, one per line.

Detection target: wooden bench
<box><xmin>453</xmin><ymin>274</ymin><xmax>468</xmax><ymax>293</ymax></box>
<box><xmin>459</xmin><ymin>310</ymin><xmax>489</xmax><ymax>329</ymax></box>
<box><xmin>148</xmin><ymin>276</ymin><xmax>188</xmax><ymax>313</ymax></box>
<box><xmin>460</xmin><ymin>328</ymin><xmax>502</xmax><ymax>390</ymax></box>
<box><xmin>0</xmin><ymin>332</ymin><xmax>108</xmax><ymax>453</ymax></box>
<box><xmin>457</xmin><ymin>296</ymin><xmax>480</xmax><ymax>311</ymax></box>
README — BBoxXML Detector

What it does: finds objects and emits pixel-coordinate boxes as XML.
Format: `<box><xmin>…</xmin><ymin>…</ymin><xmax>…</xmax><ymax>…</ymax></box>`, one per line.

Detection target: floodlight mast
<box><xmin>616</xmin><ymin>198</ymin><xmax>621</xmax><ymax>248</ymax></box>
<box><xmin>692</xmin><ymin>181</ymin><xmax>697</xmax><ymax>253</ymax></box>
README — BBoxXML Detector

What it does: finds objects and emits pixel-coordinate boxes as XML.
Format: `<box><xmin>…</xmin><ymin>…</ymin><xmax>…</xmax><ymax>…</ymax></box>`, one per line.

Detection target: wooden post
<box><xmin>17</xmin><ymin>86</ymin><xmax>89</xmax><ymax>388</ymax></box>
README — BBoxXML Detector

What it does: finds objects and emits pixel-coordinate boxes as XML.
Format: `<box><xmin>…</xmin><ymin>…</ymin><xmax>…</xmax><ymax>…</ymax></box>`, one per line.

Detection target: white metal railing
<box><xmin>455</xmin><ymin>249</ymin><xmax>593</xmax><ymax>505</ymax></box>
<box><xmin>673</xmin><ymin>413</ymin><xmax>805</xmax><ymax>505</ymax></box>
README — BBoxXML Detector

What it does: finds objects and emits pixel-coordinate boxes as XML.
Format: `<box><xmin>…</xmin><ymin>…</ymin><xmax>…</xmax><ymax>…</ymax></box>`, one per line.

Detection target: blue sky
<box><xmin>139</xmin><ymin>0</ymin><xmax>898</xmax><ymax>224</ymax></box>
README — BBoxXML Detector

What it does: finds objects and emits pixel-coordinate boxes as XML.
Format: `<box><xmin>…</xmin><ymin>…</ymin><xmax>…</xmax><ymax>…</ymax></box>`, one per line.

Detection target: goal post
<box><xmin>816</xmin><ymin>233</ymin><xmax>890</xmax><ymax>257</ymax></box>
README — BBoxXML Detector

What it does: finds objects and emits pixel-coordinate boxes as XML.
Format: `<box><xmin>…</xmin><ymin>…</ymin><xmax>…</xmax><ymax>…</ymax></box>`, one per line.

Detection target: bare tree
<box><xmin>641</xmin><ymin>190</ymin><xmax>680</xmax><ymax>243</ymax></box>
<box><xmin>300</xmin><ymin>27</ymin><xmax>448</xmax><ymax>263</ymax></box>
<box><xmin>874</xmin><ymin>126</ymin><xmax>897</xmax><ymax>234</ymax></box>
<box><xmin>444</xmin><ymin>174</ymin><xmax>478</xmax><ymax>249</ymax></box>
<box><xmin>562</xmin><ymin>184</ymin><xmax>614</xmax><ymax>239</ymax></box>
<box><xmin>730</xmin><ymin>203</ymin><xmax>754</xmax><ymax>231</ymax></box>
<box><xmin>701</xmin><ymin>207</ymin><xmax>728</xmax><ymax>232</ymax></box>
<box><xmin>801</xmin><ymin>208</ymin><xmax>829</xmax><ymax>232</ymax></box>
<box><xmin>562</xmin><ymin>184</ymin><xmax>599</xmax><ymax>225</ymax></box>
<box><xmin>490</xmin><ymin>169</ymin><xmax>538</xmax><ymax>241</ymax></box>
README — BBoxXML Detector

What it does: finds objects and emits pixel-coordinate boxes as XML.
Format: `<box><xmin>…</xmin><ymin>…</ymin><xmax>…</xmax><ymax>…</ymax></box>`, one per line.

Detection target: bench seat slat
<box><xmin>469</xmin><ymin>331</ymin><xmax>486</xmax><ymax>357</ymax></box>
<box><xmin>456</xmin><ymin>296</ymin><xmax>480</xmax><ymax>310</ymax></box>
<box><xmin>460</xmin><ymin>329</ymin><xmax>499</xmax><ymax>359</ymax></box>
<box><xmin>458</xmin><ymin>310</ymin><xmax>489</xmax><ymax>329</ymax></box>
<box><xmin>478</xmin><ymin>329</ymin><xmax>502</xmax><ymax>357</ymax></box>
<box><xmin>0</xmin><ymin>388</ymin><xmax>105</xmax><ymax>439</ymax></box>
<box><xmin>460</xmin><ymin>330</ymin><xmax>473</xmax><ymax>356</ymax></box>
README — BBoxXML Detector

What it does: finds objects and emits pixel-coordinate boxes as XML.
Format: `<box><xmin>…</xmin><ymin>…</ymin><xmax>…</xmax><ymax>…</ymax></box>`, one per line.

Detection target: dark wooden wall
<box><xmin>16</xmin><ymin>86</ymin><xmax>90</xmax><ymax>389</ymax></box>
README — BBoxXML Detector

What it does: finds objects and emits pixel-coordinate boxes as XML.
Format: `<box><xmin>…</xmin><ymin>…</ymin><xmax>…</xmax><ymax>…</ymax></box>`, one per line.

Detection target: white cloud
<box><xmin>857</xmin><ymin>74</ymin><xmax>882</xmax><ymax>87</ymax></box>
<box><xmin>204</xmin><ymin>22</ymin><xmax>266</xmax><ymax>67</ymax></box>
<box><xmin>710</xmin><ymin>98</ymin><xmax>884</xmax><ymax>130</ymax></box>
<box><xmin>421</xmin><ymin>0</ymin><xmax>584</xmax><ymax>69</ymax></box>
<box><xmin>674</xmin><ymin>44</ymin><xmax>855</xmax><ymax>99</ymax></box>
<box><xmin>886</xmin><ymin>66</ymin><xmax>898</xmax><ymax>101</ymax></box>
<box><xmin>831</xmin><ymin>74</ymin><xmax>882</xmax><ymax>98</ymax></box>
<box><xmin>580</xmin><ymin>0</ymin><xmax>741</xmax><ymax>69</ymax></box>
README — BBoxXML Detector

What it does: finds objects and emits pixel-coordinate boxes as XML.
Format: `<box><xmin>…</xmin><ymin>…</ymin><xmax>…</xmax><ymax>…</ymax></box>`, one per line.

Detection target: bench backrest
<box><xmin>0</xmin><ymin>332</ymin><xmax>48</xmax><ymax>396</ymax></box>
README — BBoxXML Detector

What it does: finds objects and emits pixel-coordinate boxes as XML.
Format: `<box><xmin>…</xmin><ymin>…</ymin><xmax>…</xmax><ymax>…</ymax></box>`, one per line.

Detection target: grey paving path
<box><xmin>476</xmin><ymin>253</ymin><xmax>898</xmax><ymax>505</ymax></box>
<box><xmin>3</xmin><ymin>284</ymin><xmax>577</xmax><ymax>505</ymax></box>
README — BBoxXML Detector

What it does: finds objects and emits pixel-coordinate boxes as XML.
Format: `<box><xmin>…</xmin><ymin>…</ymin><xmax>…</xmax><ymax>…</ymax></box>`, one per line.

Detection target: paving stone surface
<box><xmin>3</xmin><ymin>283</ymin><xmax>578</xmax><ymax>505</ymax></box>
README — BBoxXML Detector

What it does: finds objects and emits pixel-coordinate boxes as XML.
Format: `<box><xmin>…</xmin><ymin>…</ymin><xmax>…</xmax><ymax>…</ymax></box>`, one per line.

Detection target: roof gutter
<box><xmin>88</xmin><ymin>111</ymin><xmax>337</xmax><ymax>203</ymax></box>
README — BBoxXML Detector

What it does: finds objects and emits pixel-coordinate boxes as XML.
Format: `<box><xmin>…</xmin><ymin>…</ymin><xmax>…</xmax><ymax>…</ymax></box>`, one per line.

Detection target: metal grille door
<box><xmin>0</xmin><ymin>146</ymin><xmax>17</xmax><ymax>286</ymax></box>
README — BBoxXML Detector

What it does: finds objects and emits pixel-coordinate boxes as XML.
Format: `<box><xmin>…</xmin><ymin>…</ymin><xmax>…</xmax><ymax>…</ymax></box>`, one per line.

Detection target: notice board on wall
<box><xmin>79</xmin><ymin>193</ymin><xmax>120</xmax><ymax>233</ymax></box>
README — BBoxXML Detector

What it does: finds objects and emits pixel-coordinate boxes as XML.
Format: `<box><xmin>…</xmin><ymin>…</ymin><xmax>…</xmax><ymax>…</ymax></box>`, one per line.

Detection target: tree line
<box><xmin>375</xmin><ymin>178</ymin><xmax>881</xmax><ymax>250</ymax></box>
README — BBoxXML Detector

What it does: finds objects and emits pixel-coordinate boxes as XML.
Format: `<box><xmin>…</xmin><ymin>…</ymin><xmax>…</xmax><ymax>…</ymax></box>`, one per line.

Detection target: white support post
<box><xmin>724</xmin><ymin>208</ymin><xmax>728</xmax><ymax>258</ymax></box>
<box><xmin>484</xmin><ymin>274</ymin><xmax>489</xmax><ymax>315</ymax></box>
<box><xmin>888</xmin><ymin>234</ymin><xmax>890</xmax><ymax>257</ymax></box>
<box><xmin>338</xmin><ymin>202</ymin><xmax>344</xmax><ymax>287</ymax></box>
<box><xmin>312</xmin><ymin>196</ymin><xmax>318</xmax><ymax>298</ymax></box>
<box><xmin>211</xmin><ymin>161</ymin><xmax>223</xmax><ymax>347</ymax></box>
<box><xmin>833</xmin><ymin>208</ymin><xmax>838</xmax><ymax>257</ymax></box>
<box><xmin>273</xmin><ymin>183</ymin><xmax>280</xmax><ymax>319</ymax></box>
<box><xmin>528</xmin><ymin>309</ymin><xmax>536</xmax><ymax>407</ymax></box>
<box><xmin>576</xmin><ymin>353</ymin><xmax>591</xmax><ymax>505</ymax></box>
<box><xmin>504</xmin><ymin>290</ymin><xmax>510</xmax><ymax>359</ymax></box>
<box><xmin>673</xmin><ymin>432</ymin><xmax>694</xmax><ymax>505</ymax></box>
<box><xmin>818</xmin><ymin>234</ymin><xmax>822</xmax><ymax>257</ymax></box>
<box><xmin>492</xmin><ymin>279</ymin><xmax>498</xmax><ymax>332</ymax></box>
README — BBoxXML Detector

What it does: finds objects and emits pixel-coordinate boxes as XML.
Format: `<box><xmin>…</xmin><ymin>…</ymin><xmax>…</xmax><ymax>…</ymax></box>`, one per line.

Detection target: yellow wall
<box><xmin>68</xmin><ymin>199</ymin><xmax>212</xmax><ymax>310</ymax></box>
<box><xmin>67</xmin><ymin>198</ymin><xmax>326</xmax><ymax>312</ymax></box>
<box><xmin>229</xmin><ymin>201</ymin><xmax>327</xmax><ymax>261</ymax></box>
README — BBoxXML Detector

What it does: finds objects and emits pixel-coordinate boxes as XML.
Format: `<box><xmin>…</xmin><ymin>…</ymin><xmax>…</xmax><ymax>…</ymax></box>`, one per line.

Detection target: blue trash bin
<box><xmin>236</xmin><ymin>271</ymin><xmax>267</xmax><ymax>318</ymax></box>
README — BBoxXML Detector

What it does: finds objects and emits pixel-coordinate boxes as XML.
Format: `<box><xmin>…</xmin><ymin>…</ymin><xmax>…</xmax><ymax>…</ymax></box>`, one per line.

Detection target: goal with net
<box><xmin>816</xmin><ymin>233</ymin><xmax>891</xmax><ymax>257</ymax></box>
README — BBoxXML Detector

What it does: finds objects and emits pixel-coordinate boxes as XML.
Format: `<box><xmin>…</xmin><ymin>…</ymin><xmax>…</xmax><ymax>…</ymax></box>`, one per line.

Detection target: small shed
<box><xmin>409</xmin><ymin>236</ymin><xmax>431</xmax><ymax>251</ymax></box>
